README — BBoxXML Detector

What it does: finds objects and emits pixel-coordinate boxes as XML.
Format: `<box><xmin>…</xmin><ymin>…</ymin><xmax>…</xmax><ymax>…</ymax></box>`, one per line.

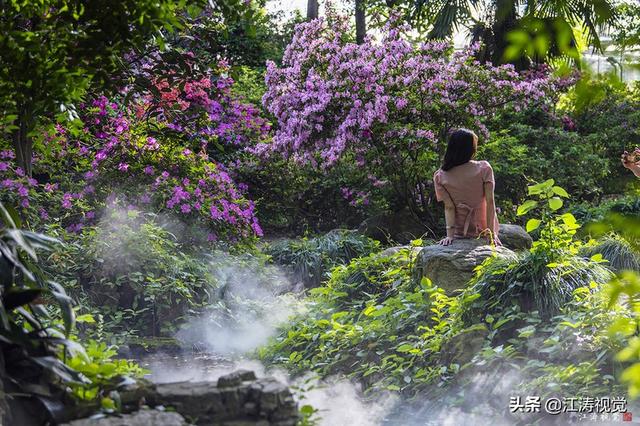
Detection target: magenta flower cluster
<box><xmin>0</xmin><ymin>60</ymin><xmax>266</xmax><ymax>240</ymax></box>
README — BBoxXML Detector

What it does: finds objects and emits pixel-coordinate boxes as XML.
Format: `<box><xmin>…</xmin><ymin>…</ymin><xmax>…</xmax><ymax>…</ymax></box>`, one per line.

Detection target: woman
<box><xmin>622</xmin><ymin>148</ymin><xmax>640</xmax><ymax>178</ymax></box>
<box><xmin>433</xmin><ymin>129</ymin><xmax>501</xmax><ymax>246</ymax></box>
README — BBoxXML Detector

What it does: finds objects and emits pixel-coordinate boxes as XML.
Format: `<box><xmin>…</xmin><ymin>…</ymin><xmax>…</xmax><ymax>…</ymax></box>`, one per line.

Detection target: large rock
<box><xmin>62</xmin><ymin>409</ymin><xmax>188</xmax><ymax>426</ymax></box>
<box><xmin>358</xmin><ymin>210</ymin><xmax>429</xmax><ymax>244</ymax></box>
<box><xmin>65</xmin><ymin>370</ymin><xmax>297</xmax><ymax>426</ymax></box>
<box><xmin>499</xmin><ymin>224</ymin><xmax>533</xmax><ymax>251</ymax></box>
<box><xmin>413</xmin><ymin>239</ymin><xmax>516</xmax><ymax>293</ymax></box>
<box><xmin>147</xmin><ymin>370</ymin><xmax>298</xmax><ymax>426</ymax></box>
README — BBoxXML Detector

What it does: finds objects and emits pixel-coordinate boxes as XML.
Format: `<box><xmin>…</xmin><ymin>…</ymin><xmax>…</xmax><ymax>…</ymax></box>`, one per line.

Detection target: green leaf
<box><xmin>76</xmin><ymin>314</ymin><xmax>96</xmax><ymax>324</ymax></box>
<box><xmin>396</xmin><ymin>344</ymin><xmax>415</xmax><ymax>353</ymax></box>
<box><xmin>517</xmin><ymin>325</ymin><xmax>536</xmax><ymax>338</ymax></box>
<box><xmin>526</xmin><ymin>219</ymin><xmax>541</xmax><ymax>232</ymax></box>
<box><xmin>552</xmin><ymin>186</ymin><xmax>569</xmax><ymax>197</ymax></box>
<box><xmin>3</xmin><ymin>288</ymin><xmax>42</xmax><ymax>310</ymax></box>
<box><xmin>300</xmin><ymin>405</ymin><xmax>316</xmax><ymax>415</ymax></box>
<box><xmin>527</xmin><ymin>179</ymin><xmax>554</xmax><ymax>195</ymax></box>
<box><xmin>608</xmin><ymin>318</ymin><xmax>636</xmax><ymax>336</ymax></box>
<box><xmin>517</xmin><ymin>200</ymin><xmax>538</xmax><ymax>216</ymax></box>
<box><xmin>560</xmin><ymin>213</ymin><xmax>577</xmax><ymax>226</ymax></box>
<box><xmin>548</xmin><ymin>197</ymin><xmax>563</xmax><ymax>211</ymax></box>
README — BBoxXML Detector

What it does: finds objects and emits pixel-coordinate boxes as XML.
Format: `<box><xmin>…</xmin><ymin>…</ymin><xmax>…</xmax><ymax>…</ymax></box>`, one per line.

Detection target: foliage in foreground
<box><xmin>0</xmin><ymin>203</ymin><xmax>81</xmax><ymax>421</ymax></box>
<box><xmin>260</xmin><ymin>245</ymin><xmax>459</xmax><ymax>393</ymax></box>
<box><xmin>260</xmin><ymin>184</ymin><xmax>636</xmax><ymax>415</ymax></box>
<box><xmin>0</xmin><ymin>203</ymin><xmax>147</xmax><ymax>422</ymax></box>
<box><xmin>589</xmin><ymin>214</ymin><xmax>640</xmax><ymax>398</ymax></box>
<box><xmin>260</xmin><ymin>244</ymin><xmax>627</xmax><ymax>402</ymax></box>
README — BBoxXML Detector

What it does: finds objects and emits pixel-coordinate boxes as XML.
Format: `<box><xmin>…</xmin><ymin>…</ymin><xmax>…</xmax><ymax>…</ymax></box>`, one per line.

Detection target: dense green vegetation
<box><xmin>259</xmin><ymin>187</ymin><xmax>637</xmax><ymax>411</ymax></box>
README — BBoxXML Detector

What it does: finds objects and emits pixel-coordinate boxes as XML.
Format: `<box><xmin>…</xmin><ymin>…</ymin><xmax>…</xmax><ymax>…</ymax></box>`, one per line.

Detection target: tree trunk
<box><xmin>355</xmin><ymin>0</ymin><xmax>366</xmax><ymax>44</ymax></box>
<box><xmin>11</xmin><ymin>105</ymin><xmax>34</xmax><ymax>177</ymax></box>
<box><xmin>307</xmin><ymin>0</ymin><xmax>319</xmax><ymax>21</ymax></box>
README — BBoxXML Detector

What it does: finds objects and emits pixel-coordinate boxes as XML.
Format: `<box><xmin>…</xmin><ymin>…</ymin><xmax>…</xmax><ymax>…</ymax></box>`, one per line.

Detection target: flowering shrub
<box><xmin>0</xmin><ymin>60</ymin><xmax>266</xmax><ymax>242</ymax></box>
<box><xmin>260</xmin><ymin>16</ymin><xmax>574</xmax><ymax>213</ymax></box>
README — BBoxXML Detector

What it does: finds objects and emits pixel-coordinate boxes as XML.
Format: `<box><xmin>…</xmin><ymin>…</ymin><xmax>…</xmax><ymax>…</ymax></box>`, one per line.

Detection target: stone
<box><xmin>118</xmin><ymin>378</ymin><xmax>157</xmax><ymax>410</ymax></box>
<box><xmin>413</xmin><ymin>238</ymin><xmax>516</xmax><ymax>293</ymax></box>
<box><xmin>358</xmin><ymin>209</ymin><xmax>429</xmax><ymax>244</ymax></box>
<box><xmin>145</xmin><ymin>371</ymin><xmax>298</xmax><ymax>426</ymax></box>
<box><xmin>32</xmin><ymin>370</ymin><xmax>298</xmax><ymax>426</ymax></box>
<box><xmin>439</xmin><ymin>326</ymin><xmax>489</xmax><ymax>365</ymax></box>
<box><xmin>258</xmin><ymin>379</ymin><xmax>288</xmax><ymax>412</ymax></box>
<box><xmin>153</xmin><ymin>381</ymin><xmax>227</xmax><ymax>420</ymax></box>
<box><xmin>499</xmin><ymin>224</ymin><xmax>533</xmax><ymax>251</ymax></box>
<box><xmin>243</xmin><ymin>402</ymin><xmax>258</xmax><ymax>416</ymax></box>
<box><xmin>61</xmin><ymin>409</ymin><xmax>188</xmax><ymax>426</ymax></box>
<box><xmin>217</xmin><ymin>370</ymin><xmax>256</xmax><ymax>388</ymax></box>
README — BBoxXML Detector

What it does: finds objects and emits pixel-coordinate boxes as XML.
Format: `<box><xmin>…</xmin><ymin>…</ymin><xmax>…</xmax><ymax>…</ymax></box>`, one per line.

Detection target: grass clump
<box><xmin>580</xmin><ymin>234</ymin><xmax>640</xmax><ymax>272</ymax></box>
<box><xmin>266</xmin><ymin>230</ymin><xmax>380</xmax><ymax>288</ymax></box>
<box><xmin>462</xmin><ymin>250</ymin><xmax>612</xmax><ymax>323</ymax></box>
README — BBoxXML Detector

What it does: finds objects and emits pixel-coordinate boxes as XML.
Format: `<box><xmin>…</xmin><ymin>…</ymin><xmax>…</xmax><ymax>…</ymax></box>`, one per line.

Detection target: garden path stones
<box><xmin>413</xmin><ymin>239</ymin><xmax>516</xmax><ymax>293</ymax></box>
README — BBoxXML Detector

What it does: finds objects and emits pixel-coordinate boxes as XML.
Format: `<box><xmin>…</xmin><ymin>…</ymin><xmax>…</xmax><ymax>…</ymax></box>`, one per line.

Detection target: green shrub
<box><xmin>0</xmin><ymin>202</ymin><xmax>148</xmax><ymax>421</ymax></box>
<box><xmin>0</xmin><ymin>203</ymin><xmax>83</xmax><ymax>422</ymax></box>
<box><xmin>573</xmin><ymin>193</ymin><xmax>640</xmax><ymax>226</ymax></box>
<box><xmin>46</xmin><ymin>209</ymin><xmax>218</xmax><ymax>338</ymax></box>
<box><xmin>260</xmin><ymin>183</ymin><xmax>634</xmax><ymax>406</ymax></box>
<box><xmin>260</xmin><ymin>246</ymin><xmax>462</xmax><ymax>394</ymax></box>
<box><xmin>66</xmin><ymin>339</ymin><xmax>148</xmax><ymax>408</ymax></box>
<box><xmin>266</xmin><ymin>230</ymin><xmax>380</xmax><ymax>288</ymax></box>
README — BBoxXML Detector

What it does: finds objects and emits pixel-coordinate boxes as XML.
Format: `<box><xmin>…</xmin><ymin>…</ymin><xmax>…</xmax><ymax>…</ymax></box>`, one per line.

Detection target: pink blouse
<box><xmin>433</xmin><ymin>160</ymin><xmax>497</xmax><ymax>238</ymax></box>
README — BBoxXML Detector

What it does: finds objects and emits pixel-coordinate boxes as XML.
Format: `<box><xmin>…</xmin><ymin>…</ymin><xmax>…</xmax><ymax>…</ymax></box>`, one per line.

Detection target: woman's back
<box><xmin>433</xmin><ymin>160</ymin><xmax>495</xmax><ymax>238</ymax></box>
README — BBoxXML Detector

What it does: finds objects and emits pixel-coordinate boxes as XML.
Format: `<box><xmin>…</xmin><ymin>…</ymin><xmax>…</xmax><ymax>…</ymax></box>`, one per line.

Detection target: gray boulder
<box><xmin>499</xmin><ymin>224</ymin><xmax>533</xmax><ymax>251</ymax></box>
<box><xmin>147</xmin><ymin>371</ymin><xmax>298</xmax><ymax>426</ymax></box>
<box><xmin>413</xmin><ymin>238</ymin><xmax>516</xmax><ymax>293</ymax></box>
<box><xmin>62</xmin><ymin>410</ymin><xmax>188</xmax><ymax>426</ymax></box>
<box><xmin>65</xmin><ymin>370</ymin><xmax>297</xmax><ymax>426</ymax></box>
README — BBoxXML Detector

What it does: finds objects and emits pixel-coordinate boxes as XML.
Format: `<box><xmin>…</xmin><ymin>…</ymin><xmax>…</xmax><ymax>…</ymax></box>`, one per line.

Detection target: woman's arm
<box><xmin>440</xmin><ymin>197</ymin><xmax>456</xmax><ymax>246</ymax></box>
<box><xmin>484</xmin><ymin>181</ymin><xmax>501</xmax><ymax>246</ymax></box>
<box><xmin>434</xmin><ymin>170</ymin><xmax>456</xmax><ymax>246</ymax></box>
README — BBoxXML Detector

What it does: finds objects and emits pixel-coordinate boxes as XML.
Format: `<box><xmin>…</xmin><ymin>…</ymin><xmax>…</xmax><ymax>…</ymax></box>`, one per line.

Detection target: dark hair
<box><xmin>441</xmin><ymin>128</ymin><xmax>478</xmax><ymax>171</ymax></box>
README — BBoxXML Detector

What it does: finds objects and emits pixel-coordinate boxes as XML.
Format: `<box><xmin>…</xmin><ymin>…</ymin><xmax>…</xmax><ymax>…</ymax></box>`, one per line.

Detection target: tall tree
<box><xmin>307</xmin><ymin>0</ymin><xmax>319</xmax><ymax>20</ymax></box>
<box><xmin>355</xmin><ymin>0</ymin><xmax>367</xmax><ymax>43</ymax></box>
<box><xmin>410</xmin><ymin>0</ymin><xmax>616</xmax><ymax>66</ymax></box>
<box><xmin>0</xmin><ymin>0</ymin><xmax>256</xmax><ymax>176</ymax></box>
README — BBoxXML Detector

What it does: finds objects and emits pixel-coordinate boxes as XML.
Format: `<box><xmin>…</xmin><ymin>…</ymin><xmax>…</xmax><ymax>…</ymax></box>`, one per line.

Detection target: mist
<box><xmin>95</xmin><ymin>205</ymin><xmax>637</xmax><ymax>426</ymax></box>
<box><xmin>174</xmin><ymin>251</ymin><xmax>299</xmax><ymax>355</ymax></box>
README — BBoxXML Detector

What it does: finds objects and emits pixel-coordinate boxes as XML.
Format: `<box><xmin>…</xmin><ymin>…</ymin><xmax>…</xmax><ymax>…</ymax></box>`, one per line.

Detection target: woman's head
<box><xmin>441</xmin><ymin>128</ymin><xmax>478</xmax><ymax>171</ymax></box>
